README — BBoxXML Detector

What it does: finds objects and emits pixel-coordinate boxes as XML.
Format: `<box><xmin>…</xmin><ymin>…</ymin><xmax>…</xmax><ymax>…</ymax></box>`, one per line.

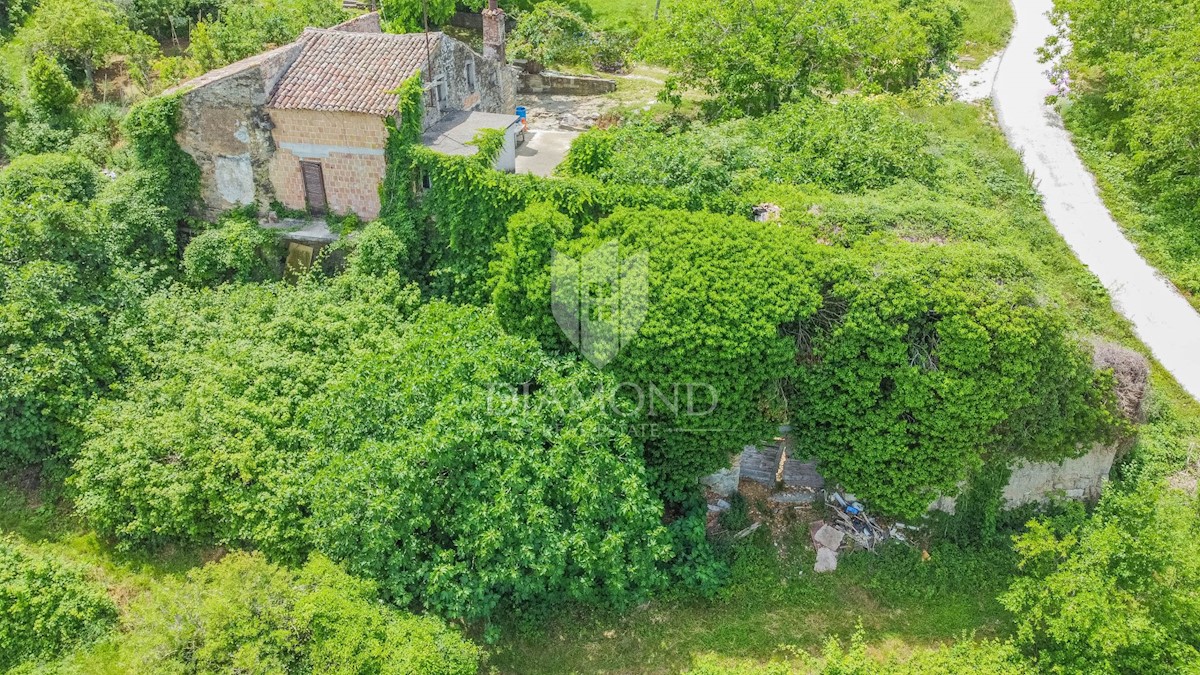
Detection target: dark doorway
<box><xmin>300</xmin><ymin>161</ymin><xmax>328</xmax><ymax>214</ymax></box>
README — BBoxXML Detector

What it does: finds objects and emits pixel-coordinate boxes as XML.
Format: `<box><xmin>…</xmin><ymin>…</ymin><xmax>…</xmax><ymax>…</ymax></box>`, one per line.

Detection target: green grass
<box><xmin>578</xmin><ymin>0</ymin><xmax>656</xmax><ymax>22</ymax></box>
<box><xmin>1060</xmin><ymin>94</ymin><xmax>1200</xmax><ymax>312</ymax></box>
<box><xmin>957</xmin><ymin>0</ymin><xmax>1014</xmax><ymax>64</ymax></box>
<box><xmin>487</xmin><ymin>534</ymin><xmax>1015</xmax><ymax>673</ymax></box>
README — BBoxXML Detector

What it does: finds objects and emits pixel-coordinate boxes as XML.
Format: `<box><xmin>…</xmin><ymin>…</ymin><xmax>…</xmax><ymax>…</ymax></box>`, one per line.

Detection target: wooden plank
<box><xmin>300</xmin><ymin>161</ymin><xmax>327</xmax><ymax>214</ymax></box>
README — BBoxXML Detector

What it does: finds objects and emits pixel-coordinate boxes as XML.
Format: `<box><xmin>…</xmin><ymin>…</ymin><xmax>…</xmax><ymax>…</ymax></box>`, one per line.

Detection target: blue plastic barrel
<box><xmin>515</xmin><ymin>106</ymin><xmax>527</xmax><ymax>120</ymax></box>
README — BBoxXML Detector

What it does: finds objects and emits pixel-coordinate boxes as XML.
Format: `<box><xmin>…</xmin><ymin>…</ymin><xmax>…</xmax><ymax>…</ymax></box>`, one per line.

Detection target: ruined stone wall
<box><xmin>174</xmin><ymin>43</ymin><xmax>304</xmax><ymax>218</ymax></box>
<box><xmin>706</xmin><ymin>441</ymin><xmax>1122</xmax><ymax>512</ymax></box>
<box><xmin>517</xmin><ymin>71</ymin><xmax>616</xmax><ymax>96</ymax></box>
<box><xmin>266</xmin><ymin>109</ymin><xmax>389</xmax><ymax>219</ymax></box>
<box><xmin>431</xmin><ymin>34</ymin><xmax>516</xmax><ymax>117</ymax></box>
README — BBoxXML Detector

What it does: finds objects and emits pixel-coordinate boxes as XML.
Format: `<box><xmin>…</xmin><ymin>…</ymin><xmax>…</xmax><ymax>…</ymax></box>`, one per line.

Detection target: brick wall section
<box><xmin>267</xmin><ymin>109</ymin><xmax>389</xmax><ymax>219</ymax></box>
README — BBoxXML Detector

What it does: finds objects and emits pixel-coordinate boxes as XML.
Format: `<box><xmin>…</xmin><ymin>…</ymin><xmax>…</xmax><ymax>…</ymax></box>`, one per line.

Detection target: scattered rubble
<box><xmin>811</xmin><ymin>489</ymin><xmax>914</xmax><ymax>572</ymax></box>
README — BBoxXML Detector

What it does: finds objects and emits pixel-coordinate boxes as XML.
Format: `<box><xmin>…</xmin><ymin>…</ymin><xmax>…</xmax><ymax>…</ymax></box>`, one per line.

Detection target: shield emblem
<box><xmin>551</xmin><ymin>240</ymin><xmax>649</xmax><ymax>368</ymax></box>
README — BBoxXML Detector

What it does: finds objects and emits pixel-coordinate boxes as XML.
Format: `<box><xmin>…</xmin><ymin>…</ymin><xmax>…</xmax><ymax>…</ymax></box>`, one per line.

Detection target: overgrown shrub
<box><xmin>117</xmin><ymin>552</ymin><xmax>480</xmax><ymax>674</ymax></box>
<box><xmin>121</xmin><ymin>94</ymin><xmax>200</xmax><ymax>221</ymax></box>
<box><xmin>642</xmin><ymin>0</ymin><xmax>962</xmax><ymax>117</ymax></box>
<box><xmin>73</xmin><ymin>287</ymin><xmax>672</xmax><ymax>621</ymax></box>
<box><xmin>183</xmin><ymin>218</ymin><xmax>282</xmax><ymax>285</ymax></box>
<box><xmin>73</xmin><ymin>273</ymin><xmax>421</xmax><ymax>558</ymax></box>
<box><xmin>1003</xmin><ymin>482</ymin><xmax>1200</xmax><ymax>673</ymax></box>
<box><xmin>0</xmin><ymin>536</ymin><xmax>117</xmax><ymax>671</ymax></box>
<box><xmin>496</xmin><ymin>206</ymin><xmax>821</xmax><ymax>502</ymax></box>
<box><xmin>559</xmin><ymin>97</ymin><xmax>936</xmax><ymax>211</ymax></box>
<box><xmin>189</xmin><ymin>0</ymin><xmax>347</xmax><ymax>70</ymax></box>
<box><xmin>0</xmin><ymin>152</ymin><xmax>98</xmax><ymax>203</ymax></box>
<box><xmin>789</xmin><ymin>240</ymin><xmax>1118</xmax><ymax>517</ymax></box>
<box><xmin>510</xmin><ymin>2</ymin><xmax>595</xmax><ymax>67</ymax></box>
<box><xmin>304</xmin><ymin>302</ymin><xmax>672</xmax><ymax>620</ymax></box>
<box><xmin>0</xmin><ymin>194</ymin><xmax>125</xmax><ymax>467</ymax></box>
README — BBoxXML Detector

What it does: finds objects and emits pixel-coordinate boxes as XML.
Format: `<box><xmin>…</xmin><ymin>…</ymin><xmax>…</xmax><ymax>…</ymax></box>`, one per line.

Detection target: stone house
<box><xmin>167</xmin><ymin>11</ymin><xmax>518</xmax><ymax>220</ymax></box>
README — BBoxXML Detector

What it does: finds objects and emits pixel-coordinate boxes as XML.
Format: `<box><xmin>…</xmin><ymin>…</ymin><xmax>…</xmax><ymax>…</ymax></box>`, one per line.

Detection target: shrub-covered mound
<box><xmin>117</xmin><ymin>552</ymin><xmax>479</xmax><ymax>674</ymax></box>
<box><xmin>0</xmin><ymin>536</ymin><xmax>117</xmax><ymax>671</ymax></box>
<box><xmin>73</xmin><ymin>275</ymin><xmax>671</xmax><ymax>620</ymax></box>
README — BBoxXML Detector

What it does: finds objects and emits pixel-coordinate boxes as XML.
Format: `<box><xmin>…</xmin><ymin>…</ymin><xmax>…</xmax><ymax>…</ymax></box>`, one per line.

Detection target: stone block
<box><xmin>812</xmin><ymin>524</ymin><xmax>845</xmax><ymax>551</ymax></box>
<box><xmin>814</xmin><ymin>546</ymin><xmax>838</xmax><ymax>573</ymax></box>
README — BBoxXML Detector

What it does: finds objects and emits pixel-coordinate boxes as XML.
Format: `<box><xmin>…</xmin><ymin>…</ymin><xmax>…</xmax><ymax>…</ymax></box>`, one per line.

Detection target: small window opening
<box><xmin>466</xmin><ymin>61</ymin><xmax>477</xmax><ymax>92</ymax></box>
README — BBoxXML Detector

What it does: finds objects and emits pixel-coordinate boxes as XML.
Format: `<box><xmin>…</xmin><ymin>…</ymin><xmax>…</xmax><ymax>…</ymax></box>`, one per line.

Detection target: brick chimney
<box><xmin>482</xmin><ymin>0</ymin><xmax>506</xmax><ymax>62</ymax></box>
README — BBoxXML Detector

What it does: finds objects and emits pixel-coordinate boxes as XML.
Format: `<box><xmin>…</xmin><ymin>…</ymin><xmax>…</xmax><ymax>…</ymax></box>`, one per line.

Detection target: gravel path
<box><xmin>992</xmin><ymin>0</ymin><xmax>1200</xmax><ymax>402</ymax></box>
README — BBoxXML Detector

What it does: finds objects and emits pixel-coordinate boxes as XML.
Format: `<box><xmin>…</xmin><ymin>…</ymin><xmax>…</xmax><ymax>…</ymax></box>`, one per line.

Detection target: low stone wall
<box><xmin>518</xmin><ymin>71</ymin><xmax>616</xmax><ymax>96</ymax></box>
<box><xmin>703</xmin><ymin>441</ymin><xmax>1121</xmax><ymax>512</ymax></box>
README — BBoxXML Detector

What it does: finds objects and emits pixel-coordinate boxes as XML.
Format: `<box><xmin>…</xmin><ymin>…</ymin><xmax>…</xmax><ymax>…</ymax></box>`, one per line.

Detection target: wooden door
<box><xmin>300</xmin><ymin>161</ymin><xmax>327</xmax><ymax>214</ymax></box>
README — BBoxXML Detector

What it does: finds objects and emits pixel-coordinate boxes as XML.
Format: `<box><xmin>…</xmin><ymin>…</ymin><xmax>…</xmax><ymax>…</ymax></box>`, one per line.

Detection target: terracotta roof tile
<box><xmin>267</xmin><ymin>29</ymin><xmax>439</xmax><ymax>116</ymax></box>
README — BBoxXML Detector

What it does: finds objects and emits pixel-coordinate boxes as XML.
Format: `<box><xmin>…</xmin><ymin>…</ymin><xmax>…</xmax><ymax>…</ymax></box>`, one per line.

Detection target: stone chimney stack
<box><xmin>482</xmin><ymin>0</ymin><xmax>506</xmax><ymax>62</ymax></box>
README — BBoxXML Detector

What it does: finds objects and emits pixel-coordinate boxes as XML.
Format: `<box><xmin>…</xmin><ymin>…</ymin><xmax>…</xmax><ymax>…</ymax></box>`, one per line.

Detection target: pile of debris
<box><xmin>810</xmin><ymin>490</ymin><xmax>913</xmax><ymax>572</ymax></box>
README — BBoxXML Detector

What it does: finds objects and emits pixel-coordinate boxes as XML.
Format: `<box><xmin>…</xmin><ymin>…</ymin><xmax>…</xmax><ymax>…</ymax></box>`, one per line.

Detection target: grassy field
<box><xmin>958</xmin><ymin>0</ymin><xmax>1015</xmax><ymax>64</ymax></box>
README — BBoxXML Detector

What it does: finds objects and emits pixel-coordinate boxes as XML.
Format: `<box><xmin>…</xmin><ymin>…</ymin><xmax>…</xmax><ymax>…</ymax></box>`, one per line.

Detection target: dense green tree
<box><xmin>642</xmin><ymin>0</ymin><xmax>961</xmax><ymax>117</ymax></box>
<box><xmin>380</xmin><ymin>0</ymin><xmax>455</xmax><ymax>33</ymax></box>
<box><xmin>1053</xmin><ymin>0</ymin><xmax>1200</xmax><ymax>215</ymax></box>
<box><xmin>25</xmin><ymin>52</ymin><xmax>75</xmax><ymax>119</ymax></box>
<box><xmin>1002</xmin><ymin>483</ymin><xmax>1200</xmax><ymax>674</ymax></box>
<box><xmin>190</xmin><ymin>0</ymin><xmax>348</xmax><ymax>70</ymax></box>
<box><xmin>0</xmin><ymin>536</ymin><xmax>117</xmax><ymax>671</ymax></box>
<box><xmin>73</xmin><ymin>284</ymin><xmax>671</xmax><ymax>620</ymax></box>
<box><xmin>303</xmin><ymin>301</ymin><xmax>672</xmax><ymax>619</ymax></box>
<box><xmin>73</xmin><ymin>273</ymin><xmax>420</xmax><ymax>557</ymax></box>
<box><xmin>17</xmin><ymin>0</ymin><xmax>157</xmax><ymax>86</ymax></box>
<box><xmin>117</xmin><ymin>552</ymin><xmax>479</xmax><ymax>674</ymax></box>
<box><xmin>0</xmin><ymin>180</ymin><xmax>123</xmax><ymax>467</ymax></box>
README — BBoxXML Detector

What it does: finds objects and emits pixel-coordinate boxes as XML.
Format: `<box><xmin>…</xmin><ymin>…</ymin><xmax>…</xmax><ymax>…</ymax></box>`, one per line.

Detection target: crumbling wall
<box><xmin>517</xmin><ymin>71</ymin><xmax>616</xmax><ymax>96</ymax></box>
<box><xmin>431</xmin><ymin>35</ymin><xmax>516</xmax><ymax>118</ymax></box>
<box><xmin>174</xmin><ymin>43</ymin><xmax>304</xmax><ymax>218</ymax></box>
<box><xmin>266</xmin><ymin>109</ymin><xmax>389</xmax><ymax>219</ymax></box>
<box><xmin>329</xmin><ymin>12</ymin><xmax>383</xmax><ymax>33</ymax></box>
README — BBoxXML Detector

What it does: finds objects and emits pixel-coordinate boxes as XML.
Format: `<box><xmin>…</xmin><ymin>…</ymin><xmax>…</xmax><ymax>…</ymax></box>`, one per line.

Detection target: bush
<box><xmin>1002</xmin><ymin>482</ymin><xmax>1200</xmax><ymax>674</ymax></box>
<box><xmin>191</xmin><ymin>0</ymin><xmax>348</xmax><ymax>70</ymax></box>
<box><xmin>183</xmin><ymin>218</ymin><xmax>282</xmax><ymax>285</ymax></box>
<box><xmin>789</xmin><ymin>240</ymin><xmax>1118</xmax><ymax>517</ymax></box>
<box><xmin>303</xmin><ymin>302</ymin><xmax>673</xmax><ymax>619</ymax></box>
<box><xmin>642</xmin><ymin>0</ymin><xmax>962</xmax><ymax>117</ymax></box>
<box><xmin>562</xmin><ymin>96</ymin><xmax>936</xmax><ymax>211</ymax></box>
<box><xmin>0</xmin><ymin>153</ymin><xmax>98</xmax><ymax>203</ymax></box>
<box><xmin>510</xmin><ymin>2</ymin><xmax>595</xmax><ymax>67</ymax></box>
<box><xmin>0</xmin><ymin>194</ymin><xmax>125</xmax><ymax>467</ymax></box>
<box><xmin>117</xmin><ymin>552</ymin><xmax>479</xmax><ymax>674</ymax></box>
<box><xmin>0</xmin><ymin>536</ymin><xmax>117</xmax><ymax>671</ymax></box>
<box><xmin>93</xmin><ymin>169</ymin><xmax>177</xmax><ymax>271</ymax></box>
<box><xmin>73</xmin><ymin>273</ymin><xmax>421</xmax><ymax>558</ymax></box>
<box><xmin>73</xmin><ymin>286</ymin><xmax>671</xmax><ymax>621</ymax></box>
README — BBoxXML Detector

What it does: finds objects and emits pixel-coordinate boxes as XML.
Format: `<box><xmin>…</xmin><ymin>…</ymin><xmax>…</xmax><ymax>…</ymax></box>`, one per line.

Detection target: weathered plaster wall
<box><xmin>174</xmin><ymin>43</ymin><xmax>303</xmax><ymax>217</ymax></box>
<box><xmin>267</xmin><ymin>108</ymin><xmax>389</xmax><ymax>219</ymax></box>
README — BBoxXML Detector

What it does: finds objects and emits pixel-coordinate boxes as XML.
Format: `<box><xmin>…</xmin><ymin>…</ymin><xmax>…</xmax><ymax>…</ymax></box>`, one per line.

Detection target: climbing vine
<box><xmin>120</xmin><ymin>94</ymin><xmax>201</xmax><ymax>221</ymax></box>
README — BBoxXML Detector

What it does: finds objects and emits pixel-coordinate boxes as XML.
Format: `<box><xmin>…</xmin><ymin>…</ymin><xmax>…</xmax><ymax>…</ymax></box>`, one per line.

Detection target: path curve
<box><xmin>992</xmin><ymin>0</ymin><xmax>1200</xmax><ymax>402</ymax></box>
